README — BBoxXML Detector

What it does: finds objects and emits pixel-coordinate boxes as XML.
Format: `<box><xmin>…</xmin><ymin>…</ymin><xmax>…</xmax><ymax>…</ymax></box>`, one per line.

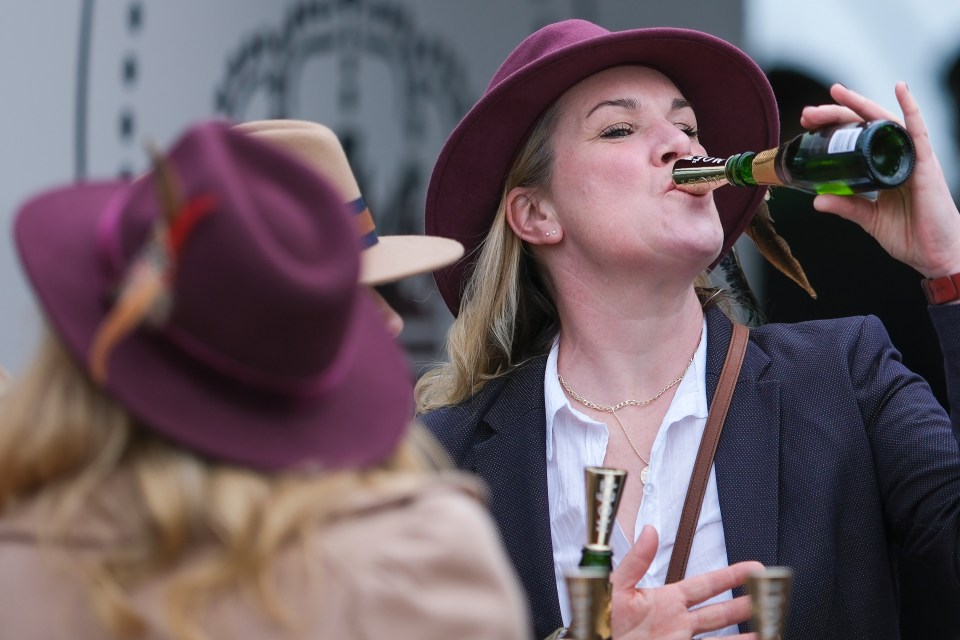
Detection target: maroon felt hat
<box><xmin>14</xmin><ymin>120</ymin><xmax>413</xmax><ymax>471</ymax></box>
<box><xmin>425</xmin><ymin>19</ymin><xmax>780</xmax><ymax>315</ymax></box>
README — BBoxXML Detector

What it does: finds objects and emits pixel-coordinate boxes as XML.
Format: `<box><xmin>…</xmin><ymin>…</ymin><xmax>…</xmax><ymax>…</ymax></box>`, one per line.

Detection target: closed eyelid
<box><xmin>599</xmin><ymin>123</ymin><xmax>633</xmax><ymax>138</ymax></box>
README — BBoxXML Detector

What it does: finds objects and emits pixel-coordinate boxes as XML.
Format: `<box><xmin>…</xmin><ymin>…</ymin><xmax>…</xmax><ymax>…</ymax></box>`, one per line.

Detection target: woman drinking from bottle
<box><xmin>417</xmin><ymin>18</ymin><xmax>960</xmax><ymax>640</ymax></box>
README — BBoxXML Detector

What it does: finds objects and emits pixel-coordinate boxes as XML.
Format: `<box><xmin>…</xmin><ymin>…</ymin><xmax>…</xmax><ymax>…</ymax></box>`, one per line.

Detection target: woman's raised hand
<box><xmin>802</xmin><ymin>82</ymin><xmax>960</xmax><ymax>279</ymax></box>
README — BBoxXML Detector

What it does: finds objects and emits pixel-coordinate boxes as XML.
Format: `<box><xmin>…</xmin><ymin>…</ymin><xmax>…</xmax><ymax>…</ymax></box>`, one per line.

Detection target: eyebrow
<box><xmin>585</xmin><ymin>97</ymin><xmax>693</xmax><ymax>119</ymax></box>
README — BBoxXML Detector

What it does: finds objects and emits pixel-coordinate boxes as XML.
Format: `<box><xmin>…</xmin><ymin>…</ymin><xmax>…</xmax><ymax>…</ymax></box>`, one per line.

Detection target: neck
<box><xmin>554</xmin><ymin>279</ymin><xmax>705</xmax><ymax>406</ymax></box>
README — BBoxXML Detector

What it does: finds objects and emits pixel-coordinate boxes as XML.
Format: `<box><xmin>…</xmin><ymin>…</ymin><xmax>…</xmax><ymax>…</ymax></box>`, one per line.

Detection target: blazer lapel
<box><xmin>706</xmin><ymin>309</ymin><xmax>782</xmax><ymax>574</ymax></box>
<box><xmin>468</xmin><ymin>356</ymin><xmax>563</xmax><ymax>637</ymax></box>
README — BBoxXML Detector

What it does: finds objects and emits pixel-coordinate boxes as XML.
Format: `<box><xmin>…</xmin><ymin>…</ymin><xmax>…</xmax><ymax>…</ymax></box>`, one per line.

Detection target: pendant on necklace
<box><xmin>640</xmin><ymin>466</ymin><xmax>649</xmax><ymax>484</ymax></box>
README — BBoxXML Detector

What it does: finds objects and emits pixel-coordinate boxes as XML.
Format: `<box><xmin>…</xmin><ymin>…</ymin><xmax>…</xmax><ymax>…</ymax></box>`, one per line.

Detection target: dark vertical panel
<box><xmin>74</xmin><ymin>0</ymin><xmax>95</xmax><ymax>180</ymax></box>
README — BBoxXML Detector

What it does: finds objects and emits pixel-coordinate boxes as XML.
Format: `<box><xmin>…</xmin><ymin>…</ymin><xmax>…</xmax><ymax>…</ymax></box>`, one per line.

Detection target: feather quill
<box><xmin>745</xmin><ymin>199</ymin><xmax>817</xmax><ymax>299</ymax></box>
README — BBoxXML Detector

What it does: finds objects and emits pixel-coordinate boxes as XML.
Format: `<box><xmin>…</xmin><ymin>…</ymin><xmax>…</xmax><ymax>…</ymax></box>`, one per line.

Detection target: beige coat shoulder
<box><xmin>0</xmin><ymin>474</ymin><xmax>530</xmax><ymax>639</ymax></box>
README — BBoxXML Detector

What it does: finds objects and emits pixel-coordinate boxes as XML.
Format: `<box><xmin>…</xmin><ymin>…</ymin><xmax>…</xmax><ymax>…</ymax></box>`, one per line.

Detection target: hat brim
<box><xmin>426</xmin><ymin>26</ymin><xmax>779</xmax><ymax>315</ymax></box>
<box><xmin>361</xmin><ymin>235</ymin><xmax>465</xmax><ymax>286</ymax></box>
<box><xmin>15</xmin><ymin>182</ymin><xmax>413</xmax><ymax>471</ymax></box>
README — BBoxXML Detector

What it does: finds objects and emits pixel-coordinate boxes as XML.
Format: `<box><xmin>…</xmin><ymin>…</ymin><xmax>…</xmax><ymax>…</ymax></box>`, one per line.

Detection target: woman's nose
<box><xmin>651</xmin><ymin>122</ymin><xmax>694</xmax><ymax>167</ymax></box>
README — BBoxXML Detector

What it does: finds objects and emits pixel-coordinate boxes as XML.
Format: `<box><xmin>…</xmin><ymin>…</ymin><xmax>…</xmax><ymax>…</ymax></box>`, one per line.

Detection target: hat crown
<box><xmin>15</xmin><ymin>119</ymin><xmax>415</xmax><ymax>471</ymax></box>
<box><xmin>489</xmin><ymin>19</ymin><xmax>607</xmax><ymax>91</ymax></box>
<box><xmin>103</xmin><ymin>122</ymin><xmax>361</xmax><ymax>392</ymax></box>
<box><xmin>231</xmin><ymin>120</ymin><xmax>362</xmax><ymax>203</ymax></box>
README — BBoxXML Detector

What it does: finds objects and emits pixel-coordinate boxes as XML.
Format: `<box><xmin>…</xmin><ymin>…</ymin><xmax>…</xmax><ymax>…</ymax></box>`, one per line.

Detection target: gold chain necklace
<box><xmin>557</xmin><ymin>334</ymin><xmax>701</xmax><ymax>484</ymax></box>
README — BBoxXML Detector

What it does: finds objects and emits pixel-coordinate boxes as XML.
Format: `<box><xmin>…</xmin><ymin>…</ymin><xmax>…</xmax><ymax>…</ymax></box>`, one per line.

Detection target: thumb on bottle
<box><xmin>611</xmin><ymin>524</ymin><xmax>658</xmax><ymax>591</ymax></box>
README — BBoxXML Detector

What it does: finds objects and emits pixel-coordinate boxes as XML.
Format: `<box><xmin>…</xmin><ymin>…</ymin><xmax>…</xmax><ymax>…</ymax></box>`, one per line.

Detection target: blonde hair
<box><xmin>0</xmin><ymin>331</ymin><xmax>443</xmax><ymax>640</ymax></box>
<box><xmin>416</xmin><ymin>103</ymin><xmax>564</xmax><ymax>413</ymax></box>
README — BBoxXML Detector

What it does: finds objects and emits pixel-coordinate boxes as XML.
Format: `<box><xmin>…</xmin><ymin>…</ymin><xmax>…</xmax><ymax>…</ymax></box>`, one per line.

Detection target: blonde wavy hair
<box><xmin>416</xmin><ymin>103</ymin><xmax>723</xmax><ymax>413</ymax></box>
<box><xmin>0</xmin><ymin>331</ymin><xmax>444</xmax><ymax>640</ymax></box>
<box><xmin>416</xmin><ymin>103</ymin><xmax>562</xmax><ymax>413</ymax></box>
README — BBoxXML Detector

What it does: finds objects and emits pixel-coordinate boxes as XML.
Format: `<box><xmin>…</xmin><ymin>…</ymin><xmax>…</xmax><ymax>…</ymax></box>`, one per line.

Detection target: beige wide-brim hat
<box><xmin>233</xmin><ymin>119</ymin><xmax>464</xmax><ymax>286</ymax></box>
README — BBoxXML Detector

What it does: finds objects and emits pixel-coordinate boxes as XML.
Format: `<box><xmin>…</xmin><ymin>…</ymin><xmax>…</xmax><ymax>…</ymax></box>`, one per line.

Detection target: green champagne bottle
<box><xmin>673</xmin><ymin>119</ymin><xmax>915</xmax><ymax>196</ymax></box>
<box><xmin>578</xmin><ymin>547</ymin><xmax>614</xmax><ymax>569</ymax></box>
<box><xmin>571</xmin><ymin>467</ymin><xmax>626</xmax><ymax>640</ymax></box>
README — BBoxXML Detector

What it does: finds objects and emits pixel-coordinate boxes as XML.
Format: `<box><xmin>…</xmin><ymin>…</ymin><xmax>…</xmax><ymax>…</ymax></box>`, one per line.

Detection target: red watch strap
<box><xmin>921</xmin><ymin>273</ymin><xmax>960</xmax><ymax>304</ymax></box>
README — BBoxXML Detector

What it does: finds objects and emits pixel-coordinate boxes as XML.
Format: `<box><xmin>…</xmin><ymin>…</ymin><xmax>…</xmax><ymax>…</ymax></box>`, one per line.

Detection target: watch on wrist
<box><xmin>921</xmin><ymin>272</ymin><xmax>960</xmax><ymax>305</ymax></box>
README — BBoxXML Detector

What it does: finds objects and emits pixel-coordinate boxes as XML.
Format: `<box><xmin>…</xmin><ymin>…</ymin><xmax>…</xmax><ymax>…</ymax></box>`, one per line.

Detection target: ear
<box><xmin>505</xmin><ymin>186</ymin><xmax>563</xmax><ymax>245</ymax></box>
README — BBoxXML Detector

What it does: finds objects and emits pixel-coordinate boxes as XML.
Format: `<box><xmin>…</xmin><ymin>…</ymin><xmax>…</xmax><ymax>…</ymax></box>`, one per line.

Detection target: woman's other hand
<box><xmin>611</xmin><ymin>525</ymin><xmax>761</xmax><ymax>640</ymax></box>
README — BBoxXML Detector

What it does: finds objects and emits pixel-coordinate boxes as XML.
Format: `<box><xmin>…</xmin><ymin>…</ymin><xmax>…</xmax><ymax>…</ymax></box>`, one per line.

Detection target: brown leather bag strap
<box><xmin>665</xmin><ymin>322</ymin><xmax>749</xmax><ymax>584</ymax></box>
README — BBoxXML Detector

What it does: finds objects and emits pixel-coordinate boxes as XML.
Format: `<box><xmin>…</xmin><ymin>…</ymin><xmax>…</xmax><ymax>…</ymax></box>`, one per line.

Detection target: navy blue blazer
<box><xmin>421</xmin><ymin>305</ymin><xmax>960</xmax><ymax>640</ymax></box>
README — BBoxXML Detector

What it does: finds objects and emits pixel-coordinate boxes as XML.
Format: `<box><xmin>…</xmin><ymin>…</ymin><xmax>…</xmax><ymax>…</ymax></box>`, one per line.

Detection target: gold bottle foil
<box><xmin>747</xmin><ymin>567</ymin><xmax>794</xmax><ymax>640</ymax></box>
<box><xmin>584</xmin><ymin>467</ymin><xmax>627</xmax><ymax>550</ymax></box>
<box><xmin>750</xmin><ymin>148</ymin><xmax>784</xmax><ymax>187</ymax></box>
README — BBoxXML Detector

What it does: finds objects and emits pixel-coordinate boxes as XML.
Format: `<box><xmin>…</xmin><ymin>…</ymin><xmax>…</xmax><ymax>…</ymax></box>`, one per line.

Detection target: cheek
<box><xmin>550</xmin><ymin>154</ymin><xmax>609</xmax><ymax>204</ymax></box>
<box><xmin>553</xmin><ymin>163</ymin><xmax>637</xmax><ymax>219</ymax></box>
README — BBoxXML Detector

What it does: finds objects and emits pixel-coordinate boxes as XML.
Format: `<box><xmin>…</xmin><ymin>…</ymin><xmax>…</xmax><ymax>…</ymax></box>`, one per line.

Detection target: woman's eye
<box><xmin>600</xmin><ymin>124</ymin><xmax>632</xmax><ymax>139</ymax></box>
<box><xmin>678</xmin><ymin>124</ymin><xmax>699</xmax><ymax>138</ymax></box>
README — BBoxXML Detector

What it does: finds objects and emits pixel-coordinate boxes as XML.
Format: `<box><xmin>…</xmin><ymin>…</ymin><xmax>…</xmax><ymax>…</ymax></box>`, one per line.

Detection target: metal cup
<box><xmin>564</xmin><ymin>567</ymin><xmax>609</xmax><ymax>640</ymax></box>
<box><xmin>747</xmin><ymin>567</ymin><xmax>794</xmax><ymax>640</ymax></box>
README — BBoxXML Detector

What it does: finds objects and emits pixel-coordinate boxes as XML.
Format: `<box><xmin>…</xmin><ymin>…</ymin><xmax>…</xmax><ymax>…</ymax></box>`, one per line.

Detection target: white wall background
<box><xmin>14</xmin><ymin>2</ymin><xmax>960</xmax><ymax>375</ymax></box>
<box><xmin>0</xmin><ymin>0</ymin><xmax>744</xmax><ymax>374</ymax></box>
<box><xmin>5</xmin><ymin>1</ymin><xmax>960</xmax><ymax>376</ymax></box>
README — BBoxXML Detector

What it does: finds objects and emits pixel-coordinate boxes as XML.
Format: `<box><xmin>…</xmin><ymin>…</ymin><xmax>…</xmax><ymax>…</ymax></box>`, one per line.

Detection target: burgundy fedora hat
<box><xmin>14</xmin><ymin>120</ymin><xmax>412</xmax><ymax>471</ymax></box>
<box><xmin>425</xmin><ymin>19</ymin><xmax>779</xmax><ymax>315</ymax></box>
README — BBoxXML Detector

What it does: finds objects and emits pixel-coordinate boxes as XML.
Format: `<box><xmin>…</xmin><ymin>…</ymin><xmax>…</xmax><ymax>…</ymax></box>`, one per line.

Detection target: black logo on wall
<box><xmin>215</xmin><ymin>1</ymin><xmax>475</xmax><ymax>242</ymax></box>
<box><xmin>74</xmin><ymin>0</ymin><xmax>478</xmax><ymax>357</ymax></box>
<box><xmin>76</xmin><ymin>0</ymin><xmax>474</xmax><ymax>233</ymax></box>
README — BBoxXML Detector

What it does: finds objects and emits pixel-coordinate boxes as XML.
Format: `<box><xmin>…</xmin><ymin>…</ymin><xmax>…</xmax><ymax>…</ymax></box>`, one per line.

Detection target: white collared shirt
<box><xmin>544</xmin><ymin>320</ymin><xmax>738</xmax><ymax>636</ymax></box>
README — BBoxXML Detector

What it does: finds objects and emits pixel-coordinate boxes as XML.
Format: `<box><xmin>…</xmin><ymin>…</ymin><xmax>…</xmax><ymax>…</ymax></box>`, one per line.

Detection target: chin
<box><xmin>685</xmin><ymin>232</ymin><xmax>724</xmax><ymax>259</ymax></box>
<box><xmin>677</xmin><ymin>241</ymin><xmax>723</xmax><ymax>275</ymax></box>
